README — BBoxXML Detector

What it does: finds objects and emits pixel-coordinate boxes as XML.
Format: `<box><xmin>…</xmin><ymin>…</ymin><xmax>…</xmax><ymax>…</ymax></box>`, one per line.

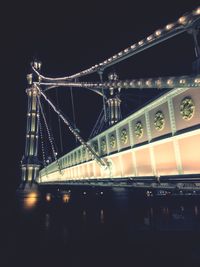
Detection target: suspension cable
<box><xmin>56</xmin><ymin>88</ymin><xmax>63</xmax><ymax>153</ymax></box>
<box><xmin>39</xmin><ymin>119</ymin><xmax>48</xmax><ymax>177</ymax></box>
<box><xmin>70</xmin><ymin>86</ymin><xmax>77</xmax><ymax>129</ymax></box>
<box><xmin>35</xmin><ymin>85</ymin><xmax>109</xmax><ymax>170</ymax></box>
<box><xmin>89</xmin><ymin>108</ymin><xmax>104</xmax><ymax>138</ymax></box>
<box><xmin>98</xmin><ymin>70</ymin><xmax>107</xmax><ymax>122</ymax></box>
<box><xmin>38</xmin><ymin>97</ymin><xmax>62</xmax><ymax>174</ymax></box>
<box><xmin>32</xmin><ymin>7</ymin><xmax>200</xmax><ymax>81</ymax></box>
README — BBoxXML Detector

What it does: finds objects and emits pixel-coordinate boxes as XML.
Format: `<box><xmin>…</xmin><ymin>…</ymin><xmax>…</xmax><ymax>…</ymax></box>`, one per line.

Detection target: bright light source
<box><xmin>155</xmin><ymin>30</ymin><xmax>161</xmax><ymax>36</ymax></box>
<box><xmin>166</xmin><ymin>23</ymin><xmax>174</xmax><ymax>30</ymax></box>
<box><xmin>194</xmin><ymin>7</ymin><xmax>200</xmax><ymax>15</ymax></box>
<box><xmin>178</xmin><ymin>16</ymin><xmax>187</xmax><ymax>24</ymax></box>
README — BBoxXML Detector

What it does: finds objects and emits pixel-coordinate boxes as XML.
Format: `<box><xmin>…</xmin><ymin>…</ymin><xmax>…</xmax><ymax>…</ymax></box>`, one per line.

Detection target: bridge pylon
<box><xmin>107</xmin><ymin>72</ymin><xmax>121</xmax><ymax>125</ymax></box>
<box><xmin>20</xmin><ymin>61</ymin><xmax>41</xmax><ymax>190</ymax></box>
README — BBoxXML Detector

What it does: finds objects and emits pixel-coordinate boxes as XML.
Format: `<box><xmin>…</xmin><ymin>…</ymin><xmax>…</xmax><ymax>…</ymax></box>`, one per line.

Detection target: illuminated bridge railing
<box><xmin>38</xmin><ymin>85</ymin><xmax>200</xmax><ymax>183</ymax></box>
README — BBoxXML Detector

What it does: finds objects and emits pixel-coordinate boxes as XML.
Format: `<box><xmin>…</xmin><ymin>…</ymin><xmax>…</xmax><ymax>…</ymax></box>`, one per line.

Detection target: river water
<box><xmin>2</xmin><ymin>187</ymin><xmax>200</xmax><ymax>267</ymax></box>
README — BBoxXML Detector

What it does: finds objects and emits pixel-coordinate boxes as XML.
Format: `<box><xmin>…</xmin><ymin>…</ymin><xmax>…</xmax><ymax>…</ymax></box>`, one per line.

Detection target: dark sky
<box><xmin>1</xmin><ymin>0</ymin><xmax>199</xmax><ymax>191</ymax></box>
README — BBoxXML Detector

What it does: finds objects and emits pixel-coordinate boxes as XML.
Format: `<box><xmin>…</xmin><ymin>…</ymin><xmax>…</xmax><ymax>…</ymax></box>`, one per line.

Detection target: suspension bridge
<box><xmin>20</xmin><ymin>7</ymin><xmax>200</xmax><ymax>193</ymax></box>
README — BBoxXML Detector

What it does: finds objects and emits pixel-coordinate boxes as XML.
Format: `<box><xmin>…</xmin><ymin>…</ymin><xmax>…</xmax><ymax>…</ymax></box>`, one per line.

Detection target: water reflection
<box><xmin>45</xmin><ymin>213</ymin><xmax>50</xmax><ymax>229</ymax></box>
<box><xmin>11</xmin><ymin>189</ymin><xmax>200</xmax><ymax>267</ymax></box>
<box><xmin>100</xmin><ymin>209</ymin><xmax>104</xmax><ymax>224</ymax></box>
<box><xmin>62</xmin><ymin>193</ymin><xmax>70</xmax><ymax>203</ymax></box>
<box><xmin>46</xmin><ymin>193</ymin><xmax>51</xmax><ymax>202</ymax></box>
<box><xmin>82</xmin><ymin>209</ymin><xmax>87</xmax><ymax>223</ymax></box>
<box><xmin>22</xmin><ymin>192</ymin><xmax>38</xmax><ymax>210</ymax></box>
<box><xmin>195</xmin><ymin>205</ymin><xmax>199</xmax><ymax>216</ymax></box>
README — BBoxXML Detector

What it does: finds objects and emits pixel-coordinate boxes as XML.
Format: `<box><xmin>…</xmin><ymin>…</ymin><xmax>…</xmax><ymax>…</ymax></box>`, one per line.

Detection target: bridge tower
<box><xmin>20</xmin><ymin>61</ymin><xmax>41</xmax><ymax>188</ymax></box>
<box><xmin>107</xmin><ymin>72</ymin><xmax>121</xmax><ymax>125</ymax></box>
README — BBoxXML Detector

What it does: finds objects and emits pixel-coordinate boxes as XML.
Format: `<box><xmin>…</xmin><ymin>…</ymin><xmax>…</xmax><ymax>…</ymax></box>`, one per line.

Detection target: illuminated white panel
<box><xmin>71</xmin><ymin>167</ymin><xmax>74</xmax><ymax>179</ymax></box>
<box><xmin>109</xmin><ymin>155</ymin><xmax>123</xmax><ymax>177</ymax></box>
<box><xmin>153</xmin><ymin>141</ymin><xmax>178</xmax><ymax>175</ymax></box>
<box><xmin>81</xmin><ymin>164</ymin><xmax>86</xmax><ymax>178</ymax></box>
<box><xmin>94</xmin><ymin>161</ymin><xmax>101</xmax><ymax>178</ymax></box>
<box><xmin>74</xmin><ymin>166</ymin><xmax>78</xmax><ymax>179</ymax></box>
<box><xmin>178</xmin><ymin>133</ymin><xmax>200</xmax><ymax>174</ymax></box>
<box><xmin>73</xmin><ymin>167</ymin><xmax>76</xmax><ymax>179</ymax></box>
<box><xmin>87</xmin><ymin>162</ymin><xmax>94</xmax><ymax>177</ymax></box>
<box><xmin>135</xmin><ymin>147</ymin><xmax>152</xmax><ymax>176</ymax></box>
<box><xmin>78</xmin><ymin>165</ymin><xmax>82</xmax><ymax>178</ymax></box>
<box><xmin>68</xmin><ymin>168</ymin><xmax>71</xmax><ymax>179</ymax></box>
<box><xmin>120</xmin><ymin>151</ymin><xmax>134</xmax><ymax>176</ymax></box>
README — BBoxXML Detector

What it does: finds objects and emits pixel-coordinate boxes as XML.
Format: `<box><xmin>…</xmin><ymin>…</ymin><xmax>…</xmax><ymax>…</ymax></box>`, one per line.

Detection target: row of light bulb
<box><xmin>32</xmin><ymin>7</ymin><xmax>200</xmax><ymax>82</ymax></box>
<box><xmin>80</xmin><ymin>76</ymin><xmax>200</xmax><ymax>89</ymax></box>
<box><xmin>37</xmin><ymin>74</ymin><xmax>200</xmax><ymax>90</ymax></box>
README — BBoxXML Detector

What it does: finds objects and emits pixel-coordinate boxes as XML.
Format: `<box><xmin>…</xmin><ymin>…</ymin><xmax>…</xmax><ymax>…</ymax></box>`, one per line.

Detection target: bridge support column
<box><xmin>20</xmin><ymin>62</ymin><xmax>41</xmax><ymax>190</ymax></box>
<box><xmin>107</xmin><ymin>72</ymin><xmax>121</xmax><ymax>126</ymax></box>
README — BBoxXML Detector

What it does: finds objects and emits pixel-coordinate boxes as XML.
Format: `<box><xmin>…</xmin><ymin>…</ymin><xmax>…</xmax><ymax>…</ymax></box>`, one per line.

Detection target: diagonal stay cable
<box><xmin>38</xmin><ymin>97</ymin><xmax>62</xmax><ymax>174</ymax></box>
<box><xmin>35</xmin><ymin>85</ymin><xmax>109</xmax><ymax>170</ymax></box>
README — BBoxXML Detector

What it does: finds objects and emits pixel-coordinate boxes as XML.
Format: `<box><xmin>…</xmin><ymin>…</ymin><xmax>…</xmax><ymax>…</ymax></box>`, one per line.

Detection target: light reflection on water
<box><xmin>18</xmin><ymin>191</ymin><xmax>200</xmax><ymax>232</ymax></box>
<box><xmin>22</xmin><ymin>192</ymin><xmax>38</xmax><ymax>210</ymax></box>
<box><xmin>100</xmin><ymin>209</ymin><xmax>104</xmax><ymax>224</ymax></box>
<box><xmin>45</xmin><ymin>193</ymin><xmax>51</xmax><ymax>202</ymax></box>
<box><xmin>62</xmin><ymin>193</ymin><xmax>70</xmax><ymax>203</ymax></box>
<box><xmin>5</xmin><ymin>189</ymin><xmax>200</xmax><ymax>266</ymax></box>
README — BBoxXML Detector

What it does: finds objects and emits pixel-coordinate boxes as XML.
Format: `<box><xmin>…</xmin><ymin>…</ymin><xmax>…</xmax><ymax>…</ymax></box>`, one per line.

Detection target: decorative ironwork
<box><xmin>78</xmin><ymin>150</ymin><xmax>81</xmax><ymax>161</ymax></box>
<box><xmin>71</xmin><ymin>154</ymin><xmax>73</xmax><ymax>164</ymax></box>
<box><xmin>101</xmin><ymin>139</ymin><xmax>107</xmax><ymax>153</ymax></box>
<box><xmin>82</xmin><ymin>147</ymin><xmax>86</xmax><ymax>160</ymax></box>
<box><xmin>68</xmin><ymin>156</ymin><xmax>71</xmax><ymax>166</ymax></box>
<box><xmin>110</xmin><ymin>134</ymin><xmax>116</xmax><ymax>148</ymax></box>
<box><xmin>180</xmin><ymin>97</ymin><xmax>195</xmax><ymax>120</ymax></box>
<box><xmin>134</xmin><ymin>121</ymin><xmax>143</xmax><ymax>138</ymax></box>
<box><xmin>154</xmin><ymin>111</ymin><xmax>165</xmax><ymax>131</ymax></box>
<box><xmin>120</xmin><ymin>128</ymin><xmax>128</xmax><ymax>144</ymax></box>
<box><xmin>93</xmin><ymin>141</ymin><xmax>99</xmax><ymax>154</ymax></box>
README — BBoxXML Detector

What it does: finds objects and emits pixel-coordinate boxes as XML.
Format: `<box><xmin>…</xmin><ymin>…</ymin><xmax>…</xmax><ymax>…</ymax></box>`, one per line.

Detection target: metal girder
<box><xmin>35</xmin><ymin>74</ymin><xmax>200</xmax><ymax>90</ymax></box>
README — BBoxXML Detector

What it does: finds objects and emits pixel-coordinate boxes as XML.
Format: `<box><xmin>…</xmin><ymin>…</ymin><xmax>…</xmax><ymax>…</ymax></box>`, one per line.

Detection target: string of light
<box><xmin>32</xmin><ymin>7</ymin><xmax>200</xmax><ymax>82</ymax></box>
<box><xmin>38</xmin><ymin>97</ymin><xmax>62</xmax><ymax>174</ymax></box>
<box><xmin>35</xmin><ymin>74</ymin><xmax>200</xmax><ymax>91</ymax></box>
<box><xmin>39</xmin><ymin>119</ymin><xmax>49</xmax><ymax>177</ymax></box>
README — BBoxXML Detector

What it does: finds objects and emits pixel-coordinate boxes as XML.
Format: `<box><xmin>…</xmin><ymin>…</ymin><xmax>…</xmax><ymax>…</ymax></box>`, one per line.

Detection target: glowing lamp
<box><xmin>37</xmin><ymin>61</ymin><xmax>42</xmax><ymax>70</ymax></box>
<box><xmin>26</xmin><ymin>73</ymin><xmax>33</xmax><ymax>85</ymax></box>
<box><xmin>155</xmin><ymin>30</ymin><xmax>162</xmax><ymax>36</ymax></box>
<box><xmin>194</xmin><ymin>7</ymin><xmax>200</xmax><ymax>15</ymax></box>
<box><xmin>147</xmin><ymin>35</ymin><xmax>153</xmax><ymax>41</ymax></box>
<box><xmin>166</xmin><ymin>23</ymin><xmax>174</xmax><ymax>30</ymax></box>
<box><xmin>178</xmin><ymin>16</ymin><xmax>187</xmax><ymax>25</ymax></box>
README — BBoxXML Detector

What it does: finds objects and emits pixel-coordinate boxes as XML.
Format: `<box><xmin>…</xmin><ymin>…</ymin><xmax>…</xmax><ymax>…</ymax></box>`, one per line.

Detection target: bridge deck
<box><xmin>38</xmin><ymin>86</ymin><xmax>200</xmax><ymax>183</ymax></box>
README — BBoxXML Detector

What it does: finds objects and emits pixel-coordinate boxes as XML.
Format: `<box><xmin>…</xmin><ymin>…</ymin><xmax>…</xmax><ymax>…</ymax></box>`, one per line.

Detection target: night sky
<box><xmin>1</xmin><ymin>1</ymin><xmax>199</xmax><ymax>192</ymax></box>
